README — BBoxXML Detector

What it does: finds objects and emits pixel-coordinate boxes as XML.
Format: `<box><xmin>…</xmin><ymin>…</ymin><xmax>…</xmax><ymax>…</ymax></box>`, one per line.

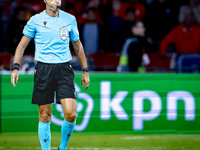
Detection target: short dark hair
<box><xmin>86</xmin><ymin>7</ymin><xmax>98</xmax><ymax>14</ymax></box>
<box><xmin>125</xmin><ymin>7</ymin><xmax>135</xmax><ymax>14</ymax></box>
<box><xmin>129</xmin><ymin>21</ymin><xmax>138</xmax><ymax>28</ymax></box>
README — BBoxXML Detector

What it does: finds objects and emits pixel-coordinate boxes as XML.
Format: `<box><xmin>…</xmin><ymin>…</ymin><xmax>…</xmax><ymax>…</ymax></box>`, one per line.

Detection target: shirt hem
<box><xmin>35</xmin><ymin>58</ymin><xmax>72</xmax><ymax>64</ymax></box>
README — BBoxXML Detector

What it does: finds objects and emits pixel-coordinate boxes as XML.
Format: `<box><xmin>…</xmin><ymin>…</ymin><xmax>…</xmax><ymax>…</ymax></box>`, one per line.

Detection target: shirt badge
<box><xmin>60</xmin><ymin>29</ymin><xmax>68</xmax><ymax>40</ymax></box>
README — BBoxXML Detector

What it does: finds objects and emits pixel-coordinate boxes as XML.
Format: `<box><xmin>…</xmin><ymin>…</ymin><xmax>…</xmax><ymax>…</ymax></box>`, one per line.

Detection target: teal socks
<box><xmin>38</xmin><ymin>121</ymin><xmax>51</xmax><ymax>150</ymax></box>
<box><xmin>59</xmin><ymin>119</ymin><xmax>76</xmax><ymax>150</ymax></box>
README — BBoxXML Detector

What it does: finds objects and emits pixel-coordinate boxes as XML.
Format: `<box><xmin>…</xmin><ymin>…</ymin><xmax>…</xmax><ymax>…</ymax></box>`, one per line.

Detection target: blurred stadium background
<box><xmin>0</xmin><ymin>0</ymin><xmax>200</xmax><ymax>149</ymax></box>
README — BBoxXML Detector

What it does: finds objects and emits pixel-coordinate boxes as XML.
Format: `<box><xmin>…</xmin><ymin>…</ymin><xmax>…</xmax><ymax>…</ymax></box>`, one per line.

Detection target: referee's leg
<box><xmin>39</xmin><ymin>104</ymin><xmax>51</xmax><ymax>122</ymax></box>
<box><xmin>58</xmin><ymin>98</ymin><xmax>76</xmax><ymax>150</ymax></box>
<box><xmin>38</xmin><ymin>104</ymin><xmax>51</xmax><ymax>150</ymax></box>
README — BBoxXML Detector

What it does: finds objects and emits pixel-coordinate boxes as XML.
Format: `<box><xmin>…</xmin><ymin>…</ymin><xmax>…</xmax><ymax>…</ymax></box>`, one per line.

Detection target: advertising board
<box><xmin>1</xmin><ymin>74</ymin><xmax>200</xmax><ymax>133</ymax></box>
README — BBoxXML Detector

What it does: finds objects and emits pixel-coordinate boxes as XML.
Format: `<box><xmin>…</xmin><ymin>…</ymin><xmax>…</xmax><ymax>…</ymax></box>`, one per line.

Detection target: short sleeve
<box><xmin>70</xmin><ymin>18</ymin><xmax>79</xmax><ymax>42</ymax></box>
<box><xmin>23</xmin><ymin>16</ymin><xmax>36</xmax><ymax>39</ymax></box>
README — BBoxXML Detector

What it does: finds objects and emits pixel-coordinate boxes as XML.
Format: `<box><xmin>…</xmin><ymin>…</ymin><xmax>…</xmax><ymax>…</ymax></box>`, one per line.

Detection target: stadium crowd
<box><xmin>0</xmin><ymin>0</ymin><xmax>200</xmax><ymax>72</ymax></box>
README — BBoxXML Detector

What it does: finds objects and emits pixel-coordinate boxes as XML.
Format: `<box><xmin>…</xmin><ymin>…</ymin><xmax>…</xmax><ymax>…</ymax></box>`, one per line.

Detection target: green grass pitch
<box><xmin>0</xmin><ymin>133</ymin><xmax>200</xmax><ymax>150</ymax></box>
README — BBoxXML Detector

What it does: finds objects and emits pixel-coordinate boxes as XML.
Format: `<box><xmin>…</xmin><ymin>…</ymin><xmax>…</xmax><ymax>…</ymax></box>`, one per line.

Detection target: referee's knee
<box><xmin>39</xmin><ymin>110</ymin><xmax>51</xmax><ymax>122</ymax></box>
<box><xmin>65</xmin><ymin>114</ymin><xmax>76</xmax><ymax>123</ymax></box>
<box><xmin>40</xmin><ymin>113</ymin><xmax>51</xmax><ymax>122</ymax></box>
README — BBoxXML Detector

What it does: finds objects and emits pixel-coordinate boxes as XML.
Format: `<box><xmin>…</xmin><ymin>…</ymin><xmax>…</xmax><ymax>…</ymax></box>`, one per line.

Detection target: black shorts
<box><xmin>32</xmin><ymin>61</ymin><xmax>76</xmax><ymax>105</ymax></box>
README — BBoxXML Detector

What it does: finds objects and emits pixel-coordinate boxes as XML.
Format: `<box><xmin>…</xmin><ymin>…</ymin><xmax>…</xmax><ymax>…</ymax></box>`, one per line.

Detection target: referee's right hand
<box><xmin>81</xmin><ymin>72</ymin><xmax>90</xmax><ymax>90</ymax></box>
<box><xmin>11</xmin><ymin>70</ymin><xmax>19</xmax><ymax>87</ymax></box>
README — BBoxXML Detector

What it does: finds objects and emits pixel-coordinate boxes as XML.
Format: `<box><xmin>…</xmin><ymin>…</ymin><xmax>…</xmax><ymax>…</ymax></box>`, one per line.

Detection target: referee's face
<box><xmin>46</xmin><ymin>0</ymin><xmax>61</xmax><ymax>11</ymax></box>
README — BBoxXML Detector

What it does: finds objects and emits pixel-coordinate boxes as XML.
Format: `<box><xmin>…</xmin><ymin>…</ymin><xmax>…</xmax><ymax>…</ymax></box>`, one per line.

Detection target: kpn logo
<box><xmin>51</xmin><ymin>81</ymin><xmax>196</xmax><ymax>132</ymax></box>
<box><xmin>51</xmin><ymin>83</ymin><xmax>94</xmax><ymax>131</ymax></box>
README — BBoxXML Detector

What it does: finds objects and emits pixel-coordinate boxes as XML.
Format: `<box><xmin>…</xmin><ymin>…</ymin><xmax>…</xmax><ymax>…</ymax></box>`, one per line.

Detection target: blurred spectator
<box><xmin>77</xmin><ymin>0</ymin><xmax>103</xmax><ymax>25</ymax></box>
<box><xmin>144</xmin><ymin>0</ymin><xmax>180</xmax><ymax>50</ymax></box>
<box><xmin>98</xmin><ymin>0</ymin><xmax>112</xmax><ymax>24</ymax></box>
<box><xmin>1</xmin><ymin>0</ymin><xmax>15</xmax><ymax>52</ymax></box>
<box><xmin>118</xmin><ymin>21</ymin><xmax>148</xmax><ymax>72</ymax></box>
<box><xmin>17</xmin><ymin>0</ymin><xmax>45</xmax><ymax>14</ymax></box>
<box><xmin>107</xmin><ymin>0</ymin><xmax>124</xmax><ymax>52</ymax></box>
<box><xmin>160</xmin><ymin>12</ymin><xmax>200</xmax><ymax>54</ymax></box>
<box><xmin>179</xmin><ymin>0</ymin><xmax>200</xmax><ymax>25</ymax></box>
<box><xmin>0</xmin><ymin>17</ymin><xmax>3</xmax><ymax>52</ymax></box>
<box><xmin>74</xmin><ymin>0</ymin><xmax>85</xmax><ymax>16</ymax></box>
<box><xmin>65</xmin><ymin>2</ymin><xmax>77</xmax><ymax>17</ymax></box>
<box><xmin>29</xmin><ymin>0</ymin><xmax>45</xmax><ymax>13</ymax></box>
<box><xmin>6</xmin><ymin>7</ymin><xmax>35</xmax><ymax>54</ymax></box>
<box><xmin>124</xmin><ymin>7</ymin><xmax>136</xmax><ymax>22</ymax></box>
<box><xmin>79</xmin><ymin>7</ymin><xmax>107</xmax><ymax>55</ymax></box>
<box><xmin>109</xmin><ymin>0</ymin><xmax>145</xmax><ymax>21</ymax></box>
<box><xmin>127</xmin><ymin>0</ymin><xmax>145</xmax><ymax>21</ymax></box>
<box><xmin>122</xmin><ymin>7</ymin><xmax>136</xmax><ymax>40</ymax></box>
<box><xmin>146</xmin><ymin>0</ymin><xmax>155</xmax><ymax>5</ymax></box>
<box><xmin>86</xmin><ymin>0</ymin><xmax>100</xmax><ymax>9</ymax></box>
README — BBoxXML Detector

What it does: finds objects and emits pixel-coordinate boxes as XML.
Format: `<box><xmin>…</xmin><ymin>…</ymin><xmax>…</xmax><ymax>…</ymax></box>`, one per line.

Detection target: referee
<box><xmin>11</xmin><ymin>0</ymin><xmax>90</xmax><ymax>149</ymax></box>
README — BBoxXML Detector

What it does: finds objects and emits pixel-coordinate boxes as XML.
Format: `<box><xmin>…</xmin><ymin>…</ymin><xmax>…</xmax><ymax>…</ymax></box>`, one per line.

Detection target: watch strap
<box><xmin>11</xmin><ymin>63</ymin><xmax>20</xmax><ymax>71</ymax></box>
<box><xmin>83</xmin><ymin>68</ymin><xmax>89</xmax><ymax>72</ymax></box>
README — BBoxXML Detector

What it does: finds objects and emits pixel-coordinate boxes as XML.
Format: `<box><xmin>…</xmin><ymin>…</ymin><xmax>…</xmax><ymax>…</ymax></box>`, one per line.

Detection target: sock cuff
<box><xmin>39</xmin><ymin>121</ymin><xmax>51</xmax><ymax>129</ymax></box>
<box><xmin>64</xmin><ymin>119</ymin><xmax>76</xmax><ymax>127</ymax></box>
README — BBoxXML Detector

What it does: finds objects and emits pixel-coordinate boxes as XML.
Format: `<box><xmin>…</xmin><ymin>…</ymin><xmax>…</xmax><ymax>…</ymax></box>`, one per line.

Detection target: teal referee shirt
<box><xmin>23</xmin><ymin>9</ymin><xmax>79</xmax><ymax>63</ymax></box>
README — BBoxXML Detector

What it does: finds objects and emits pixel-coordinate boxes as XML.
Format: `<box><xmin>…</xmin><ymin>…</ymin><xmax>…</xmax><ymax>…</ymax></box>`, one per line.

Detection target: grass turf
<box><xmin>0</xmin><ymin>133</ymin><xmax>200</xmax><ymax>150</ymax></box>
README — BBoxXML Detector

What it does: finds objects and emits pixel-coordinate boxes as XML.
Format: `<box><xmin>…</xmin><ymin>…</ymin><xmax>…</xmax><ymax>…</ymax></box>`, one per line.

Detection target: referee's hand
<box><xmin>81</xmin><ymin>72</ymin><xmax>90</xmax><ymax>90</ymax></box>
<box><xmin>11</xmin><ymin>70</ymin><xmax>19</xmax><ymax>87</ymax></box>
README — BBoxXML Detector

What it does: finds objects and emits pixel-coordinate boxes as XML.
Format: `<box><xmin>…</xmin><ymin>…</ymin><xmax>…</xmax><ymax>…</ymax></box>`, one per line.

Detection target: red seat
<box><xmin>0</xmin><ymin>52</ymin><xmax>13</xmax><ymax>67</ymax></box>
<box><xmin>89</xmin><ymin>53</ymin><xmax>120</xmax><ymax>71</ymax></box>
<box><xmin>145</xmin><ymin>53</ymin><xmax>171</xmax><ymax>72</ymax></box>
<box><xmin>147</xmin><ymin>53</ymin><xmax>171</xmax><ymax>67</ymax></box>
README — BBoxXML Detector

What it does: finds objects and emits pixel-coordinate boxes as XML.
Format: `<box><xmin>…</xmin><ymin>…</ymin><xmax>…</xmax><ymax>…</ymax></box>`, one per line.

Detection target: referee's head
<box><xmin>44</xmin><ymin>0</ymin><xmax>61</xmax><ymax>11</ymax></box>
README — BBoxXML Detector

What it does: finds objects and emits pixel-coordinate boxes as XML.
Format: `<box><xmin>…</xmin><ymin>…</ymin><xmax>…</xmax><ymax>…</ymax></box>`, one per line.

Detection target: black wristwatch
<box><xmin>83</xmin><ymin>67</ymin><xmax>89</xmax><ymax>72</ymax></box>
<box><xmin>11</xmin><ymin>63</ymin><xmax>20</xmax><ymax>71</ymax></box>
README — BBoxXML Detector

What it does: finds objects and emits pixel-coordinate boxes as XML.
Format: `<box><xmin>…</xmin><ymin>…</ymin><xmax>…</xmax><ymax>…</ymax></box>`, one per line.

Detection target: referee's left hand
<box><xmin>81</xmin><ymin>72</ymin><xmax>90</xmax><ymax>90</ymax></box>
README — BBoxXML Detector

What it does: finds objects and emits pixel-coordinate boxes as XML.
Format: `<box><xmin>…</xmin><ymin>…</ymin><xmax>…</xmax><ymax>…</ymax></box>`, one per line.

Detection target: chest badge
<box><xmin>60</xmin><ymin>29</ymin><xmax>68</xmax><ymax>40</ymax></box>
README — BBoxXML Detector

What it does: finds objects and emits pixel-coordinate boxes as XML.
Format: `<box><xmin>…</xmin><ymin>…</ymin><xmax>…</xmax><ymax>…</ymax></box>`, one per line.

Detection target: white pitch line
<box><xmin>122</xmin><ymin>136</ymin><xmax>146</xmax><ymax>140</ymax></box>
<box><xmin>68</xmin><ymin>148</ymin><xmax>133</xmax><ymax>150</ymax></box>
<box><xmin>0</xmin><ymin>147</ymin><xmax>130</xmax><ymax>150</ymax></box>
<box><xmin>0</xmin><ymin>146</ymin><xmax>186</xmax><ymax>150</ymax></box>
<box><xmin>0</xmin><ymin>147</ymin><xmax>128</xmax><ymax>150</ymax></box>
<box><xmin>0</xmin><ymin>147</ymin><xmax>138</xmax><ymax>150</ymax></box>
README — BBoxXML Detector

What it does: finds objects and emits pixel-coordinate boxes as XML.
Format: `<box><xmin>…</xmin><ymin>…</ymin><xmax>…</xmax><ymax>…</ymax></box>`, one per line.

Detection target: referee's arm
<box><xmin>72</xmin><ymin>40</ymin><xmax>90</xmax><ymax>90</ymax></box>
<box><xmin>11</xmin><ymin>36</ymin><xmax>32</xmax><ymax>87</ymax></box>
